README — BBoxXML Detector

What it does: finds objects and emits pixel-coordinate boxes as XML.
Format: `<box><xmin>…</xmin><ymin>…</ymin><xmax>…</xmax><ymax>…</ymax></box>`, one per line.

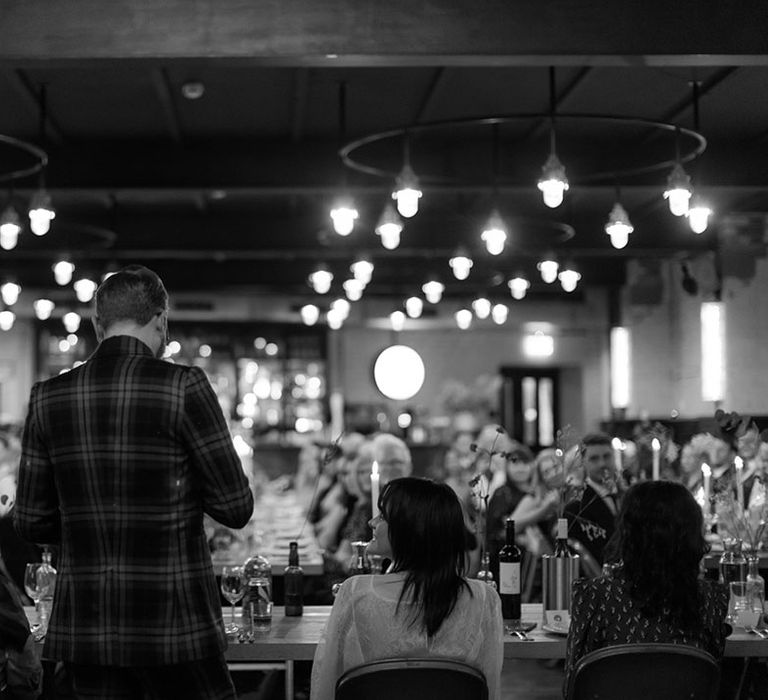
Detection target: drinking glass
<box><xmin>220</xmin><ymin>566</ymin><xmax>244</xmax><ymax>635</ymax></box>
<box><xmin>728</xmin><ymin>581</ymin><xmax>760</xmax><ymax>628</ymax></box>
<box><xmin>250</xmin><ymin>599</ymin><xmax>273</xmax><ymax>633</ymax></box>
<box><xmin>23</xmin><ymin>562</ymin><xmax>43</xmax><ymax>638</ymax></box>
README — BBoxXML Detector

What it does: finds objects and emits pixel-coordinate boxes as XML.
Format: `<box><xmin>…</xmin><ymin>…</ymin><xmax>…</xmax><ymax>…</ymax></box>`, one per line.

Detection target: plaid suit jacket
<box><xmin>14</xmin><ymin>335</ymin><xmax>254</xmax><ymax>666</ymax></box>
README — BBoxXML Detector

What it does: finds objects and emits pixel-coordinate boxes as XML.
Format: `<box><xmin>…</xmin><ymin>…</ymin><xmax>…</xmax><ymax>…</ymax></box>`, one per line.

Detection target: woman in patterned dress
<box><xmin>564</xmin><ymin>480</ymin><xmax>730</xmax><ymax>694</ymax></box>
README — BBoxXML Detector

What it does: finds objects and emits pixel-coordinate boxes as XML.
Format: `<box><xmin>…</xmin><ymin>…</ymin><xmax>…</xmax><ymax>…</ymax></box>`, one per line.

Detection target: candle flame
<box><xmin>735</xmin><ymin>456</ymin><xmax>744</xmax><ymax>470</ymax></box>
<box><xmin>701</xmin><ymin>462</ymin><xmax>711</xmax><ymax>477</ymax></box>
<box><xmin>372</xmin><ymin>460</ymin><xmax>379</xmax><ymax>477</ymax></box>
<box><xmin>611</xmin><ymin>437</ymin><xmax>623</xmax><ymax>450</ymax></box>
<box><xmin>651</xmin><ymin>438</ymin><xmax>661</xmax><ymax>450</ymax></box>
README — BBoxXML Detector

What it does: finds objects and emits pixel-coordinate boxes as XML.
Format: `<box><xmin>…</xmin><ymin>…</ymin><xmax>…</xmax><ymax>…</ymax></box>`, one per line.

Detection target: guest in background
<box><xmin>473</xmin><ymin>425</ymin><xmax>516</xmax><ymax>497</ymax></box>
<box><xmin>563</xmin><ymin>432</ymin><xmax>619</xmax><ymax>568</ymax></box>
<box><xmin>311</xmin><ymin>477</ymin><xmax>503</xmax><ymax>700</ymax></box>
<box><xmin>564</xmin><ymin>481</ymin><xmax>729</xmax><ymax>695</ymax></box>
<box><xmin>371</xmin><ymin>432</ymin><xmax>413</xmax><ymax>484</ymax></box>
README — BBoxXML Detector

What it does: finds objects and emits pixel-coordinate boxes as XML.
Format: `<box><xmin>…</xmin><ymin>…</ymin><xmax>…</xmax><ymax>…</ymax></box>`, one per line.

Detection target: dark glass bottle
<box><xmin>284</xmin><ymin>541</ymin><xmax>303</xmax><ymax>617</ymax></box>
<box><xmin>553</xmin><ymin>518</ymin><xmax>570</xmax><ymax>557</ymax></box>
<box><xmin>498</xmin><ymin>518</ymin><xmax>522</xmax><ymax>621</ymax></box>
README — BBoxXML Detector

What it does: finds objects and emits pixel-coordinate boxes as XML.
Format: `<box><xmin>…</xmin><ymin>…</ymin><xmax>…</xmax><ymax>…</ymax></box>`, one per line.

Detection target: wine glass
<box><xmin>221</xmin><ymin>566</ymin><xmax>244</xmax><ymax>635</ymax></box>
<box><xmin>24</xmin><ymin>562</ymin><xmax>43</xmax><ymax>638</ymax></box>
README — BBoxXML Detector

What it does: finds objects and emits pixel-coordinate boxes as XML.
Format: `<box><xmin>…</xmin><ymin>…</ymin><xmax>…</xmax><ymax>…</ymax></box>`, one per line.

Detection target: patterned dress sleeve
<box><xmin>563</xmin><ymin>578</ymin><xmax>597</xmax><ymax>697</ymax></box>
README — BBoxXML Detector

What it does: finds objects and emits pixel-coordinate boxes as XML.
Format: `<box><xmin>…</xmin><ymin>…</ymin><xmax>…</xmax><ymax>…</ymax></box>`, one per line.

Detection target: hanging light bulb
<box><xmin>53</xmin><ymin>259</ymin><xmax>75</xmax><ymax>286</ymax></box>
<box><xmin>0</xmin><ymin>282</ymin><xmax>21</xmax><ymax>306</ymax></box>
<box><xmin>390</xmin><ymin>310</ymin><xmax>406</xmax><ymax>331</ymax></box>
<box><xmin>300</xmin><ymin>304</ymin><xmax>320</xmax><ymax>326</ymax></box>
<box><xmin>73</xmin><ymin>277</ymin><xmax>98</xmax><ymax>303</ymax></box>
<box><xmin>28</xmin><ymin>189</ymin><xmax>56</xmax><ymax>236</ymax></box>
<box><xmin>343</xmin><ymin>278</ymin><xmax>364</xmax><ymax>301</ymax></box>
<box><xmin>472</xmin><ymin>297</ymin><xmax>491</xmax><ymax>320</ymax></box>
<box><xmin>33</xmin><ymin>298</ymin><xmax>55</xmax><ymax>320</ymax></box>
<box><xmin>558</xmin><ymin>265</ymin><xmax>582</xmax><ymax>293</ymax></box>
<box><xmin>350</xmin><ymin>259</ymin><xmax>374</xmax><ymax>285</ymax></box>
<box><xmin>405</xmin><ymin>296</ymin><xmax>423</xmax><ymax>319</ymax></box>
<box><xmin>422</xmin><ymin>280</ymin><xmax>444</xmax><ymax>304</ymax></box>
<box><xmin>455</xmin><ymin>309</ymin><xmax>472</xmax><ymax>330</ymax></box>
<box><xmin>392</xmin><ymin>163</ymin><xmax>422</xmax><ymax>218</ymax></box>
<box><xmin>308</xmin><ymin>266</ymin><xmax>333</xmax><ymax>294</ymax></box>
<box><xmin>449</xmin><ymin>250</ymin><xmax>473</xmax><ymax>280</ymax></box>
<box><xmin>329</xmin><ymin>199</ymin><xmax>359</xmax><ymax>236</ymax></box>
<box><xmin>491</xmin><ymin>303</ymin><xmax>508</xmax><ymax>325</ymax></box>
<box><xmin>480</xmin><ymin>210</ymin><xmax>507</xmax><ymax>255</ymax></box>
<box><xmin>537</xmin><ymin>152</ymin><xmax>569</xmax><ymax>208</ymax></box>
<box><xmin>538</xmin><ymin>257</ymin><xmax>559</xmax><ymax>284</ymax></box>
<box><xmin>507</xmin><ymin>275</ymin><xmax>530</xmax><ymax>301</ymax></box>
<box><xmin>0</xmin><ymin>310</ymin><xmax>14</xmax><ymax>331</ymax></box>
<box><xmin>330</xmin><ymin>298</ymin><xmax>351</xmax><ymax>320</ymax></box>
<box><xmin>326</xmin><ymin>307</ymin><xmax>344</xmax><ymax>330</ymax></box>
<box><xmin>664</xmin><ymin>163</ymin><xmax>692</xmax><ymax>217</ymax></box>
<box><xmin>0</xmin><ymin>205</ymin><xmax>21</xmax><ymax>251</ymax></box>
<box><xmin>687</xmin><ymin>196</ymin><xmax>713</xmax><ymax>234</ymax></box>
<box><xmin>605</xmin><ymin>202</ymin><xmax>634</xmax><ymax>250</ymax></box>
<box><xmin>63</xmin><ymin>311</ymin><xmax>81</xmax><ymax>333</ymax></box>
<box><xmin>375</xmin><ymin>203</ymin><xmax>403</xmax><ymax>250</ymax></box>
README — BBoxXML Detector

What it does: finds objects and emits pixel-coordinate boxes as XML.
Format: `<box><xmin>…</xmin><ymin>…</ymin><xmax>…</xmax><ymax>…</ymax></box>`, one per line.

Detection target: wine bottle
<box><xmin>553</xmin><ymin>518</ymin><xmax>569</xmax><ymax>557</ymax></box>
<box><xmin>498</xmin><ymin>518</ymin><xmax>522</xmax><ymax>621</ymax></box>
<box><xmin>284</xmin><ymin>541</ymin><xmax>303</xmax><ymax>617</ymax></box>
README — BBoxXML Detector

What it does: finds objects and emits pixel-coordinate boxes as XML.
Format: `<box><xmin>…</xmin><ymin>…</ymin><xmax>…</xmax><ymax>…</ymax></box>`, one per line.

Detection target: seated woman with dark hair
<box><xmin>564</xmin><ymin>480</ymin><xmax>730</xmax><ymax>694</ymax></box>
<box><xmin>310</xmin><ymin>477</ymin><xmax>503</xmax><ymax>700</ymax></box>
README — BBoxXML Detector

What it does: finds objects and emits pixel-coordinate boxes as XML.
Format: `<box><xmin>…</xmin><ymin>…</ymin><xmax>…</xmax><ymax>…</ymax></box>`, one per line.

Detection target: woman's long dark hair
<box><xmin>607</xmin><ymin>481</ymin><xmax>709</xmax><ymax>629</ymax></box>
<box><xmin>379</xmin><ymin>477</ymin><xmax>471</xmax><ymax>637</ymax></box>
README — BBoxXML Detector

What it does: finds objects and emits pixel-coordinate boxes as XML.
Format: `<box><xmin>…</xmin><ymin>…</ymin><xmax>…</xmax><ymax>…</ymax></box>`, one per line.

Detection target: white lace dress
<box><xmin>310</xmin><ymin>573</ymin><xmax>504</xmax><ymax>700</ymax></box>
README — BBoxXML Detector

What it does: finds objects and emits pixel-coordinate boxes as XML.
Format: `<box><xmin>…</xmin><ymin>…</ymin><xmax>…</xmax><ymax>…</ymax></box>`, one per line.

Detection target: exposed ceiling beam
<box><xmin>151</xmin><ymin>67</ymin><xmax>184</xmax><ymax>144</ymax></box>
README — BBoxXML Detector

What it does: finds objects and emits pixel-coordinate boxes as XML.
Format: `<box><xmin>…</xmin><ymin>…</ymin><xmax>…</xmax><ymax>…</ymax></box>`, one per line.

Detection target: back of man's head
<box><xmin>95</xmin><ymin>265</ymin><xmax>168</xmax><ymax>332</ymax></box>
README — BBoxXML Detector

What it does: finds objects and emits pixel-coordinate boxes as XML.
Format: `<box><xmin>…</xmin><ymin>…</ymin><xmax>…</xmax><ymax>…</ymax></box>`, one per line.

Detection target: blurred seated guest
<box><xmin>564</xmin><ymin>433</ymin><xmax>619</xmax><ymax>567</ymax></box>
<box><xmin>443</xmin><ymin>432</ymin><xmax>477</xmax><ymax>508</ymax></box>
<box><xmin>293</xmin><ymin>438</ymin><xmax>324</xmax><ymax>511</ymax></box>
<box><xmin>472</xmin><ymin>425</ymin><xmax>516</xmax><ymax>497</ymax></box>
<box><xmin>310</xmin><ymin>478</ymin><xmax>503</xmax><ymax>700</ymax></box>
<box><xmin>371</xmin><ymin>432</ymin><xmax>413</xmax><ymax>483</ymax></box>
<box><xmin>513</xmin><ymin>448</ymin><xmax>564</xmax><ymax>553</ymax></box>
<box><xmin>312</xmin><ymin>433</ymin><xmax>366</xmax><ymax>550</ymax></box>
<box><xmin>564</xmin><ymin>481</ymin><xmax>729</xmax><ymax>694</ymax></box>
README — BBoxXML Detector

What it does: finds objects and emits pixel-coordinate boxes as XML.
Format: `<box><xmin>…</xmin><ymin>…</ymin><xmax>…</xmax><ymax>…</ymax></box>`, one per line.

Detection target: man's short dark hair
<box><xmin>95</xmin><ymin>265</ymin><xmax>168</xmax><ymax>330</ymax></box>
<box><xmin>580</xmin><ymin>432</ymin><xmax>612</xmax><ymax>455</ymax></box>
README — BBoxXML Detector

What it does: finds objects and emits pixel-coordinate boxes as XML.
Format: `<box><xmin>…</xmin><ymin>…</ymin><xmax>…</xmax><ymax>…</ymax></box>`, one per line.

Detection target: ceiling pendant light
<box><xmin>375</xmin><ymin>202</ymin><xmax>403</xmax><ymax>250</ymax></box>
<box><xmin>63</xmin><ymin>311</ymin><xmax>81</xmax><ymax>333</ymax></box>
<box><xmin>0</xmin><ymin>205</ymin><xmax>21</xmax><ymax>251</ymax></box>
<box><xmin>605</xmin><ymin>202</ymin><xmax>634</xmax><ymax>250</ymax></box>
<box><xmin>350</xmin><ymin>259</ymin><xmax>374</xmax><ymax>285</ymax></box>
<box><xmin>53</xmin><ymin>259</ymin><xmax>75</xmax><ymax>286</ymax></box>
<box><xmin>405</xmin><ymin>296</ymin><xmax>423</xmax><ymax>318</ymax></box>
<box><xmin>390</xmin><ymin>310</ymin><xmax>406</xmax><ymax>331</ymax></box>
<box><xmin>28</xmin><ymin>188</ymin><xmax>55</xmax><ymax>236</ymax></box>
<box><xmin>687</xmin><ymin>196</ymin><xmax>712</xmax><ymax>234</ymax></box>
<box><xmin>329</xmin><ymin>199</ymin><xmax>359</xmax><ymax>236</ymax></box>
<box><xmin>422</xmin><ymin>280</ymin><xmax>444</xmax><ymax>304</ymax></box>
<box><xmin>491</xmin><ymin>303</ymin><xmax>508</xmax><ymax>325</ymax></box>
<box><xmin>73</xmin><ymin>277</ymin><xmax>98</xmax><ymax>303</ymax></box>
<box><xmin>664</xmin><ymin>162</ymin><xmax>692</xmax><ymax>217</ymax></box>
<box><xmin>538</xmin><ymin>69</ymin><xmax>569</xmax><ymax>209</ymax></box>
<box><xmin>480</xmin><ymin>210</ymin><xmax>507</xmax><ymax>255</ymax></box>
<box><xmin>308</xmin><ymin>265</ymin><xmax>333</xmax><ymax>294</ymax></box>
<box><xmin>343</xmin><ymin>278</ymin><xmax>364</xmax><ymax>301</ymax></box>
<box><xmin>508</xmin><ymin>275</ymin><xmax>530</xmax><ymax>300</ymax></box>
<box><xmin>33</xmin><ymin>298</ymin><xmax>55</xmax><ymax>320</ymax></box>
<box><xmin>558</xmin><ymin>263</ymin><xmax>582</xmax><ymax>293</ymax></box>
<box><xmin>392</xmin><ymin>163</ymin><xmax>422</xmax><ymax>218</ymax></box>
<box><xmin>449</xmin><ymin>249</ymin><xmax>473</xmax><ymax>280</ymax></box>
<box><xmin>330</xmin><ymin>298</ymin><xmax>351</xmax><ymax>320</ymax></box>
<box><xmin>0</xmin><ymin>310</ymin><xmax>15</xmax><ymax>331</ymax></box>
<box><xmin>300</xmin><ymin>304</ymin><xmax>320</xmax><ymax>326</ymax></box>
<box><xmin>472</xmin><ymin>297</ymin><xmax>491</xmax><ymax>320</ymax></box>
<box><xmin>326</xmin><ymin>307</ymin><xmax>344</xmax><ymax>330</ymax></box>
<box><xmin>0</xmin><ymin>282</ymin><xmax>21</xmax><ymax>306</ymax></box>
<box><xmin>455</xmin><ymin>309</ymin><xmax>472</xmax><ymax>330</ymax></box>
<box><xmin>538</xmin><ymin>256</ymin><xmax>559</xmax><ymax>284</ymax></box>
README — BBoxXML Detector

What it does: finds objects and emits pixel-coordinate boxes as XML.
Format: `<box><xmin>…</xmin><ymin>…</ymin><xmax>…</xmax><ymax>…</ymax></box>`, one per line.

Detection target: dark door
<box><xmin>500</xmin><ymin>368</ymin><xmax>559</xmax><ymax>451</ymax></box>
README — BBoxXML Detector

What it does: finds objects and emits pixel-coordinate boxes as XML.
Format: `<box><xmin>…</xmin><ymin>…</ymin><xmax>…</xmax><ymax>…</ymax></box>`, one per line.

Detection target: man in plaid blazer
<box><xmin>15</xmin><ymin>266</ymin><xmax>254</xmax><ymax>699</ymax></box>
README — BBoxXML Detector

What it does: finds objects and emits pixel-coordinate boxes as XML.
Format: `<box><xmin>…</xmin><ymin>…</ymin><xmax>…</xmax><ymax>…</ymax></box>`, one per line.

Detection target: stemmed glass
<box><xmin>24</xmin><ymin>562</ymin><xmax>43</xmax><ymax>640</ymax></box>
<box><xmin>221</xmin><ymin>566</ymin><xmax>244</xmax><ymax>635</ymax></box>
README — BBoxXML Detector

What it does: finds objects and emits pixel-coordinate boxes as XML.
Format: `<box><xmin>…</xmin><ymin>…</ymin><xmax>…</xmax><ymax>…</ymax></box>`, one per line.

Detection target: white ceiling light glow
<box><xmin>373</xmin><ymin>345</ymin><xmax>425</xmax><ymax>400</ymax></box>
<box><xmin>375</xmin><ymin>203</ymin><xmax>403</xmax><ymax>250</ymax></box>
<box><xmin>0</xmin><ymin>282</ymin><xmax>21</xmax><ymax>306</ymax></box>
<box><xmin>422</xmin><ymin>280</ymin><xmax>444</xmax><ymax>304</ymax></box>
<box><xmin>392</xmin><ymin>164</ymin><xmax>422</xmax><ymax>218</ymax></box>
<box><xmin>53</xmin><ymin>260</ymin><xmax>75</xmax><ymax>286</ymax></box>
<box><xmin>405</xmin><ymin>296</ymin><xmax>423</xmax><ymax>319</ymax></box>
<box><xmin>508</xmin><ymin>276</ymin><xmax>530</xmax><ymax>301</ymax></box>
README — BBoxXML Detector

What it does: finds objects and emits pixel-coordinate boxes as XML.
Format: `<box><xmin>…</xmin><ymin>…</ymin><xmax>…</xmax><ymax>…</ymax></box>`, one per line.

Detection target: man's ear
<box><xmin>92</xmin><ymin>316</ymin><xmax>104</xmax><ymax>342</ymax></box>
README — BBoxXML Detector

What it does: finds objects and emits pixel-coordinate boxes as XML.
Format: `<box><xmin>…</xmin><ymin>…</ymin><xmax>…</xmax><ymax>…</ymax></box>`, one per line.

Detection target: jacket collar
<box><xmin>92</xmin><ymin>334</ymin><xmax>155</xmax><ymax>359</ymax></box>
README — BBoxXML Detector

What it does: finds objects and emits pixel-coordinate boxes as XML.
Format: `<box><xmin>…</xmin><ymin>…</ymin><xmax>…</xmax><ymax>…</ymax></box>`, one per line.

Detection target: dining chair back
<box><xmin>335</xmin><ymin>657</ymin><xmax>488</xmax><ymax>700</ymax></box>
<box><xmin>566</xmin><ymin>643</ymin><xmax>720</xmax><ymax>700</ymax></box>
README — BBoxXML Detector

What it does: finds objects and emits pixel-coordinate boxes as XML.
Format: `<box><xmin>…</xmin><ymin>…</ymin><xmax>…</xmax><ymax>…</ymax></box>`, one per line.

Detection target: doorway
<box><xmin>500</xmin><ymin>368</ymin><xmax>559</xmax><ymax>450</ymax></box>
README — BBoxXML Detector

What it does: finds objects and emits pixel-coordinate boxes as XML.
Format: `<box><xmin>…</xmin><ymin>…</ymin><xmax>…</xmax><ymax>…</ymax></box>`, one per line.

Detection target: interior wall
<box><xmin>0</xmin><ymin>319</ymin><xmax>35</xmax><ymax>423</ymax></box>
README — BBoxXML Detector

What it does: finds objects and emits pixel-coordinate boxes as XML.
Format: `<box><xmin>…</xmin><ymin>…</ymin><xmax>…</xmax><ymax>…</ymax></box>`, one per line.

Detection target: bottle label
<box><xmin>499</xmin><ymin>562</ymin><xmax>521</xmax><ymax>595</ymax></box>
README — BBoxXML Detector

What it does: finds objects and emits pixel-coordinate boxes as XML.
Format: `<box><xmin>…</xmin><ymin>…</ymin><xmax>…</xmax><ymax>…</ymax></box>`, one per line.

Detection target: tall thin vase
<box><xmin>747</xmin><ymin>555</ymin><xmax>765</xmax><ymax>619</ymax></box>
